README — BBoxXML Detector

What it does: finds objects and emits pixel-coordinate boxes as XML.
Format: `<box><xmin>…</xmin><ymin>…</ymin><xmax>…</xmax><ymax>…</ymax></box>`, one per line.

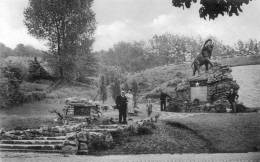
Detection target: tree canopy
<box><xmin>172</xmin><ymin>0</ymin><xmax>253</xmax><ymax>20</ymax></box>
<box><xmin>24</xmin><ymin>0</ymin><xmax>96</xmax><ymax>80</ymax></box>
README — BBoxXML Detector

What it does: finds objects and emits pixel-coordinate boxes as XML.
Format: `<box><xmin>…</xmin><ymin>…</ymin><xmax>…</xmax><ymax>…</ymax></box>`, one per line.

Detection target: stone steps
<box><xmin>0</xmin><ymin>148</ymin><xmax>63</xmax><ymax>153</ymax></box>
<box><xmin>0</xmin><ymin>143</ymin><xmax>63</xmax><ymax>150</ymax></box>
<box><xmin>0</xmin><ymin>136</ymin><xmax>66</xmax><ymax>153</ymax></box>
<box><xmin>0</xmin><ymin>140</ymin><xmax>64</xmax><ymax>145</ymax></box>
<box><xmin>34</xmin><ymin>136</ymin><xmax>66</xmax><ymax>140</ymax></box>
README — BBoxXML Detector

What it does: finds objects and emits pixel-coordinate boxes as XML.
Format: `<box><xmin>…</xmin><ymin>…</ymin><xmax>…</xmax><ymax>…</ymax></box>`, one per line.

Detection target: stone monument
<box><xmin>167</xmin><ymin>62</ymin><xmax>239</xmax><ymax>112</ymax></box>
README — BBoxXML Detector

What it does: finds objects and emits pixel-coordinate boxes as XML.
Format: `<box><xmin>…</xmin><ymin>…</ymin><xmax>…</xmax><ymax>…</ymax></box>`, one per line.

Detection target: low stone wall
<box><xmin>0</xmin><ymin>119</ymin><xmax>157</xmax><ymax>154</ymax></box>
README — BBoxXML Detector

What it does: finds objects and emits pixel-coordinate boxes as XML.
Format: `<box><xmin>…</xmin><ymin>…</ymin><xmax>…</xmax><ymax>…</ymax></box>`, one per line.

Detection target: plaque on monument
<box><xmin>190</xmin><ymin>86</ymin><xmax>208</xmax><ymax>102</ymax></box>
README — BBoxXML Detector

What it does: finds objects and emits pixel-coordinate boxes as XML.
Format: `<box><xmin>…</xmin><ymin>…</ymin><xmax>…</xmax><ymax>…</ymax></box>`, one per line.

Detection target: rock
<box><xmin>66</xmin><ymin>132</ymin><xmax>77</xmax><ymax>141</ymax></box>
<box><xmin>62</xmin><ymin>145</ymin><xmax>78</xmax><ymax>154</ymax></box>
<box><xmin>79</xmin><ymin>143</ymin><xmax>88</xmax><ymax>151</ymax></box>
<box><xmin>77</xmin><ymin>131</ymin><xmax>88</xmax><ymax>142</ymax></box>
<box><xmin>63</xmin><ymin>140</ymin><xmax>78</xmax><ymax>146</ymax></box>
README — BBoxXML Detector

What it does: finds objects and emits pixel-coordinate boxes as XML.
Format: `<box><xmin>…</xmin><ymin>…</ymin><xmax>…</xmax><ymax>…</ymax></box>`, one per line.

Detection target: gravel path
<box><xmin>1</xmin><ymin>152</ymin><xmax>260</xmax><ymax>162</ymax></box>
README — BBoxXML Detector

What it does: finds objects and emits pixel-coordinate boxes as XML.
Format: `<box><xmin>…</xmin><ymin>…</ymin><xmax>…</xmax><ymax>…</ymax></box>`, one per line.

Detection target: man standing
<box><xmin>160</xmin><ymin>91</ymin><xmax>171</xmax><ymax>111</ymax></box>
<box><xmin>116</xmin><ymin>91</ymin><xmax>128</xmax><ymax>124</ymax></box>
<box><xmin>227</xmin><ymin>88</ymin><xmax>239</xmax><ymax>113</ymax></box>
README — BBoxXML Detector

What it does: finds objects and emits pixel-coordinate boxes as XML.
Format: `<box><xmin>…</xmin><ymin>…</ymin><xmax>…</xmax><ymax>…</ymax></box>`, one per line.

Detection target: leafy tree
<box><xmin>237</xmin><ymin>40</ymin><xmax>244</xmax><ymax>52</ymax></box>
<box><xmin>110</xmin><ymin>78</ymin><xmax>121</xmax><ymax>102</ymax></box>
<box><xmin>24</xmin><ymin>0</ymin><xmax>96</xmax><ymax>80</ymax></box>
<box><xmin>27</xmin><ymin>57</ymin><xmax>52</xmax><ymax>82</ymax></box>
<box><xmin>172</xmin><ymin>0</ymin><xmax>253</xmax><ymax>20</ymax></box>
<box><xmin>248</xmin><ymin>39</ymin><xmax>255</xmax><ymax>52</ymax></box>
<box><xmin>254</xmin><ymin>43</ymin><xmax>259</xmax><ymax>54</ymax></box>
<box><xmin>99</xmin><ymin>75</ymin><xmax>107</xmax><ymax>103</ymax></box>
<box><xmin>131</xmin><ymin>80</ymin><xmax>138</xmax><ymax>108</ymax></box>
<box><xmin>0</xmin><ymin>43</ymin><xmax>14</xmax><ymax>58</ymax></box>
<box><xmin>14</xmin><ymin>44</ymin><xmax>44</xmax><ymax>57</ymax></box>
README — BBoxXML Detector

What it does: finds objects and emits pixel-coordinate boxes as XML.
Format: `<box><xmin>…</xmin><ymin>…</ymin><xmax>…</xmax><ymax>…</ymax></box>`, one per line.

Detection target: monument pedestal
<box><xmin>167</xmin><ymin>63</ymin><xmax>239</xmax><ymax>112</ymax></box>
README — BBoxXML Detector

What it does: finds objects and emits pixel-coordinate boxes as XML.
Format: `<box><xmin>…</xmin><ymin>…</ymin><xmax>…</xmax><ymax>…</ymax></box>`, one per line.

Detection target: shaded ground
<box><xmin>98</xmin><ymin>121</ymin><xmax>212</xmax><ymax>155</ymax></box>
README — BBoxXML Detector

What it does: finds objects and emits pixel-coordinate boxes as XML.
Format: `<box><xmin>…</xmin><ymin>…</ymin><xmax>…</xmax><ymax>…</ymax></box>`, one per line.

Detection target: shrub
<box><xmin>136</xmin><ymin>122</ymin><xmax>156</xmax><ymax>135</ymax></box>
<box><xmin>137</xmin><ymin>125</ymin><xmax>153</xmax><ymax>135</ymax></box>
<box><xmin>0</xmin><ymin>64</ymin><xmax>24</xmax><ymax>107</ymax></box>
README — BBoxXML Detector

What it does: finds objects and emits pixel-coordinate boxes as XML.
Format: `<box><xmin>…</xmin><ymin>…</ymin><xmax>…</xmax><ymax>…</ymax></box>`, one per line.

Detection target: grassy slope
<box><xmin>126</xmin><ymin>63</ymin><xmax>192</xmax><ymax>100</ymax></box>
<box><xmin>167</xmin><ymin>113</ymin><xmax>260</xmax><ymax>153</ymax></box>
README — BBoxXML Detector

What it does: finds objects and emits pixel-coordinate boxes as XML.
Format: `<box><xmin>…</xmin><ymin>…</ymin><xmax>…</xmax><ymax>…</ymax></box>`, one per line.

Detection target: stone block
<box><xmin>79</xmin><ymin>143</ymin><xmax>88</xmax><ymax>151</ymax></box>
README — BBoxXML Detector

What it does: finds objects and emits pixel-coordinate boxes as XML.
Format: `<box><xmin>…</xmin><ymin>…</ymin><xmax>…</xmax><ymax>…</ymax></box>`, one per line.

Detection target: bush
<box><xmin>0</xmin><ymin>64</ymin><xmax>24</xmax><ymax>107</ymax></box>
<box><xmin>136</xmin><ymin>122</ymin><xmax>156</xmax><ymax>135</ymax></box>
<box><xmin>137</xmin><ymin>125</ymin><xmax>153</xmax><ymax>135</ymax></box>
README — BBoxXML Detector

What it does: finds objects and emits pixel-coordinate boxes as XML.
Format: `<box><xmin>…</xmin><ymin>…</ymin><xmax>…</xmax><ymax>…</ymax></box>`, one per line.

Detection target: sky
<box><xmin>0</xmin><ymin>0</ymin><xmax>260</xmax><ymax>51</ymax></box>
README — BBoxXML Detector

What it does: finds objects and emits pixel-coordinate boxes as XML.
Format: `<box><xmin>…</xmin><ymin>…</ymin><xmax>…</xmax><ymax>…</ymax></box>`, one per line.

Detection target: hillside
<box><xmin>126</xmin><ymin>55</ymin><xmax>260</xmax><ymax>101</ymax></box>
<box><xmin>126</xmin><ymin>63</ymin><xmax>193</xmax><ymax>100</ymax></box>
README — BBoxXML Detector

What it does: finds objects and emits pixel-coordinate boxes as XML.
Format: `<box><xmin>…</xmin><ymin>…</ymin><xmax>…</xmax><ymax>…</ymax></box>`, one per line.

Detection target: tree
<box><xmin>131</xmin><ymin>80</ymin><xmax>138</xmax><ymax>108</ymax></box>
<box><xmin>110</xmin><ymin>78</ymin><xmax>121</xmax><ymax>102</ymax></box>
<box><xmin>99</xmin><ymin>75</ymin><xmax>107</xmax><ymax>103</ymax></box>
<box><xmin>237</xmin><ymin>40</ymin><xmax>244</xmax><ymax>52</ymax></box>
<box><xmin>254</xmin><ymin>43</ymin><xmax>259</xmax><ymax>55</ymax></box>
<box><xmin>172</xmin><ymin>0</ymin><xmax>253</xmax><ymax>20</ymax></box>
<box><xmin>14</xmin><ymin>44</ymin><xmax>44</xmax><ymax>57</ymax></box>
<box><xmin>24</xmin><ymin>0</ymin><xmax>96</xmax><ymax>79</ymax></box>
<box><xmin>0</xmin><ymin>43</ymin><xmax>14</xmax><ymax>58</ymax></box>
<box><xmin>123</xmin><ymin>82</ymin><xmax>129</xmax><ymax>91</ymax></box>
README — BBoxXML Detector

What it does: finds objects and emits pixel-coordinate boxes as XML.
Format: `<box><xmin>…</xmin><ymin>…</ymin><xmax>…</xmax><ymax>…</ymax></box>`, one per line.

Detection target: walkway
<box><xmin>1</xmin><ymin>152</ymin><xmax>260</xmax><ymax>162</ymax></box>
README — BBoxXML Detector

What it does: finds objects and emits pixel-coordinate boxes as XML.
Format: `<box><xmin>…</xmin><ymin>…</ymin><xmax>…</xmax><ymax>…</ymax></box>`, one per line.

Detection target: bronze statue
<box><xmin>191</xmin><ymin>39</ymin><xmax>214</xmax><ymax>76</ymax></box>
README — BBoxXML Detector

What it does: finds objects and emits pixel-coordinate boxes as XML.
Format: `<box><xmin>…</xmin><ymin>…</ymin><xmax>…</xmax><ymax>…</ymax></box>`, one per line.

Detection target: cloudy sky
<box><xmin>0</xmin><ymin>0</ymin><xmax>260</xmax><ymax>51</ymax></box>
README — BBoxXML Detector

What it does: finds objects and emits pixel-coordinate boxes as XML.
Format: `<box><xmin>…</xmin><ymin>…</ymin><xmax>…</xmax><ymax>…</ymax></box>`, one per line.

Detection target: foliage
<box><xmin>98</xmin><ymin>34</ymin><xmax>238</xmax><ymax>73</ymax></box>
<box><xmin>1</xmin><ymin>64</ymin><xmax>24</xmax><ymax>107</ymax></box>
<box><xmin>110</xmin><ymin>78</ymin><xmax>121</xmax><ymax>102</ymax></box>
<box><xmin>0</xmin><ymin>43</ymin><xmax>15</xmax><ymax>58</ymax></box>
<box><xmin>131</xmin><ymin>80</ymin><xmax>138</xmax><ymax>107</ymax></box>
<box><xmin>99</xmin><ymin>75</ymin><xmax>107</xmax><ymax>103</ymax></box>
<box><xmin>123</xmin><ymin>82</ymin><xmax>129</xmax><ymax>91</ymax></box>
<box><xmin>136</xmin><ymin>122</ymin><xmax>156</xmax><ymax>135</ymax></box>
<box><xmin>0</xmin><ymin>43</ymin><xmax>43</xmax><ymax>58</ymax></box>
<box><xmin>172</xmin><ymin>0</ymin><xmax>253</xmax><ymax>20</ymax></box>
<box><xmin>99</xmin><ymin>65</ymin><xmax>123</xmax><ymax>86</ymax></box>
<box><xmin>24</xmin><ymin>0</ymin><xmax>96</xmax><ymax>80</ymax></box>
<box><xmin>235</xmin><ymin>39</ymin><xmax>260</xmax><ymax>56</ymax></box>
<box><xmin>27</xmin><ymin>57</ymin><xmax>52</xmax><ymax>82</ymax></box>
<box><xmin>98</xmin><ymin>42</ymin><xmax>150</xmax><ymax>72</ymax></box>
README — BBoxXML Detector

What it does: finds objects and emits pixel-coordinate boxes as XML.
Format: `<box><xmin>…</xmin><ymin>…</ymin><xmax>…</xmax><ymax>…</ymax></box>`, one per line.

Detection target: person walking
<box><xmin>227</xmin><ymin>88</ymin><xmax>239</xmax><ymax>113</ymax></box>
<box><xmin>116</xmin><ymin>91</ymin><xmax>128</xmax><ymax>124</ymax></box>
<box><xmin>160</xmin><ymin>91</ymin><xmax>171</xmax><ymax>111</ymax></box>
<box><xmin>126</xmin><ymin>89</ymin><xmax>134</xmax><ymax>114</ymax></box>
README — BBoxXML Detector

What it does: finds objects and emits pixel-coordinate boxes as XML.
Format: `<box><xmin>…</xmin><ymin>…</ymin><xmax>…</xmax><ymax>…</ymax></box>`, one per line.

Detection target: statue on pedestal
<box><xmin>191</xmin><ymin>39</ymin><xmax>214</xmax><ymax>76</ymax></box>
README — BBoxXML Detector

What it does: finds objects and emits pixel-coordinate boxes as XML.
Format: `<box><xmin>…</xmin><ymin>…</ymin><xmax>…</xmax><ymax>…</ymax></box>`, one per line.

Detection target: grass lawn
<box><xmin>166</xmin><ymin>113</ymin><xmax>260</xmax><ymax>153</ymax></box>
<box><xmin>0</xmin><ymin>84</ymin><xmax>98</xmax><ymax>130</ymax></box>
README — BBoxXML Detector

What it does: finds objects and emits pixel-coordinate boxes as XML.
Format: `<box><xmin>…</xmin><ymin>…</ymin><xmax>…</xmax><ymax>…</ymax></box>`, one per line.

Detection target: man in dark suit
<box><xmin>116</xmin><ymin>91</ymin><xmax>128</xmax><ymax>124</ymax></box>
<box><xmin>227</xmin><ymin>88</ymin><xmax>239</xmax><ymax>113</ymax></box>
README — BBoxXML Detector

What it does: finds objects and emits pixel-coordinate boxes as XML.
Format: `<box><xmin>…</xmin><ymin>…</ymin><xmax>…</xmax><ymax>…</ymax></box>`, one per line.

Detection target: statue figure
<box><xmin>191</xmin><ymin>39</ymin><xmax>214</xmax><ymax>76</ymax></box>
